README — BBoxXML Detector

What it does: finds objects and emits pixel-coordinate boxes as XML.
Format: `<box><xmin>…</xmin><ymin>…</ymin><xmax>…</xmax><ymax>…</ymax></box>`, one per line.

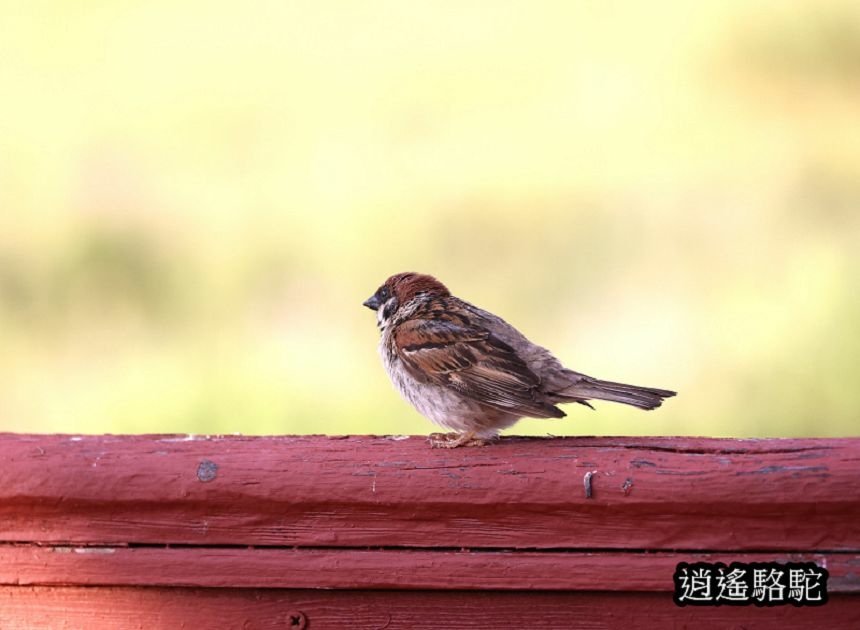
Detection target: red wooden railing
<box><xmin>0</xmin><ymin>434</ymin><xmax>858</xmax><ymax>628</ymax></box>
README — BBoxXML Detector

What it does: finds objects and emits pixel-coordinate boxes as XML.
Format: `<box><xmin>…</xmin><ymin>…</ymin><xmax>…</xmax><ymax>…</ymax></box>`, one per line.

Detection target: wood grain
<box><xmin>1</xmin><ymin>434</ymin><xmax>858</xmax><ymax>551</ymax></box>
<box><xmin>2</xmin><ymin>546</ymin><xmax>858</xmax><ymax>592</ymax></box>
<box><xmin>2</xmin><ymin>434</ymin><xmax>859</xmax><ymax>628</ymax></box>
<box><xmin>2</xmin><ymin>587</ymin><xmax>858</xmax><ymax>630</ymax></box>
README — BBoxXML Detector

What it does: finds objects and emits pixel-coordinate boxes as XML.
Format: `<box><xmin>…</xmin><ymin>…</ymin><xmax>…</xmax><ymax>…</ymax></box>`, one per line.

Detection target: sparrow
<box><xmin>363</xmin><ymin>272</ymin><xmax>676</xmax><ymax>448</ymax></box>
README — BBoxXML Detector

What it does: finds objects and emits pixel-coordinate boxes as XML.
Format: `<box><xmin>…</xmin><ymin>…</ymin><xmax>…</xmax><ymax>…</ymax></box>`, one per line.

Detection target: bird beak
<box><xmin>362</xmin><ymin>294</ymin><xmax>381</xmax><ymax>310</ymax></box>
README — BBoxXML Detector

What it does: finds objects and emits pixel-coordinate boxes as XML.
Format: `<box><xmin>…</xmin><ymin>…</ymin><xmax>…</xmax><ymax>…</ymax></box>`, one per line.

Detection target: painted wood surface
<box><xmin>1</xmin><ymin>587</ymin><xmax>859</xmax><ymax>630</ymax></box>
<box><xmin>1</xmin><ymin>433</ymin><xmax>858</xmax><ymax>628</ymax></box>
<box><xmin>1</xmin><ymin>434</ymin><xmax>858</xmax><ymax>550</ymax></box>
<box><xmin>2</xmin><ymin>546</ymin><xmax>858</xmax><ymax>592</ymax></box>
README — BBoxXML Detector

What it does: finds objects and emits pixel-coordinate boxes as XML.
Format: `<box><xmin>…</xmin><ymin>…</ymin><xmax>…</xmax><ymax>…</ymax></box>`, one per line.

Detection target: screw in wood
<box><xmin>288</xmin><ymin>611</ymin><xmax>308</xmax><ymax>629</ymax></box>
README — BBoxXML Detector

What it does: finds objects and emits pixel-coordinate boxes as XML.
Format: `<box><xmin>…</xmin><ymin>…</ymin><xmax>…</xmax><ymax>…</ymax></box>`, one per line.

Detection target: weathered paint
<box><xmin>0</xmin><ymin>434</ymin><xmax>857</xmax><ymax>550</ymax></box>
<box><xmin>0</xmin><ymin>434</ymin><xmax>858</xmax><ymax>628</ymax></box>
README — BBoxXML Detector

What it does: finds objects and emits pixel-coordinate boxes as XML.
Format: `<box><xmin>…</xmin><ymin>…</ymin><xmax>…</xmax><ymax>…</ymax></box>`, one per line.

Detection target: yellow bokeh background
<box><xmin>1</xmin><ymin>1</ymin><xmax>858</xmax><ymax>437</ymax></box>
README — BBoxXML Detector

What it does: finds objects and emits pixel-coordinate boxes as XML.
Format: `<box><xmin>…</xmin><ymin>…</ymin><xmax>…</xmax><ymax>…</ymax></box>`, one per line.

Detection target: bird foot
<box><xmin>428</xmin><ymin>432</ymin><xmax>494</xmax><ymax>448</ymax></box>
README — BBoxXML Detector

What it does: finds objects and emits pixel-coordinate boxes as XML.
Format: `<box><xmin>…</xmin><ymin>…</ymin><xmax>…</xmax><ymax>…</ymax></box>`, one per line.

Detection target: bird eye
<box><xmin>379</xmin><ymin>286</ymin><xmax>389</xmax><ymax>300</ymax></box>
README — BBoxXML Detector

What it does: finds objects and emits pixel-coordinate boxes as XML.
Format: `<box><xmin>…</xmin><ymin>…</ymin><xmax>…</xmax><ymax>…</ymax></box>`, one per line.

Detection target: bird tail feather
<box><xmin>562</xmin><ymin>377</ymin><xmax>676</xmax><ymax>410</ymax></box>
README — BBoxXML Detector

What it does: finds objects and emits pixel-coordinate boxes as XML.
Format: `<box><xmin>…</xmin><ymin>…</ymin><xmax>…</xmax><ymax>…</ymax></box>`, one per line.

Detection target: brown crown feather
<box><xmin>385</xmin><ymin>272</ymin><xmax>450</xmax><ymax>304</ymax></box>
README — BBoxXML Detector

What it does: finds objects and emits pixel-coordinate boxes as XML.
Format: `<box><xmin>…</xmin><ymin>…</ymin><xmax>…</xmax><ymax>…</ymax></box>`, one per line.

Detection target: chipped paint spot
<box><xmin>197</xmin><ymin>460</ymin><xmax>218</xmax><ymax>482</ymax></box>
<box><xmin>630</xmin><ymin>459</ymin><xmax>657</xmax><ymax>468</ymax></box>
<box><xmin>161</xmin><ymin>435</ymin><xmax>201</xmax><ymax>442</ymax></box>
<box><xmin>52</xmin><ymin>546</ymin><xmax>116</xmax><ymax>554</ymax></box>
<box><xmin>622</xmin><ymin>478</ymin><xmax>634</xmax><ymax>496</ymax></box>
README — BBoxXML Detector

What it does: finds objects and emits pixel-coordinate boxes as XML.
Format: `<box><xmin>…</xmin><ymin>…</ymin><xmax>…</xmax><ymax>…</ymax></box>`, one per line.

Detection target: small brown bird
<box><xmin>363</xmin><ymin>273</ymin><xmax>676</xmax><ymax>448</ymax></box>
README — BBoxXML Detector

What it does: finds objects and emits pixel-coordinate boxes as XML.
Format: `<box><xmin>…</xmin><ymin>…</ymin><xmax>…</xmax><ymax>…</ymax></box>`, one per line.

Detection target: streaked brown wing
<box><xmin>393</xmin><ymin>317</ymin><xmax>564</xmax><ymax>419</ymax></box>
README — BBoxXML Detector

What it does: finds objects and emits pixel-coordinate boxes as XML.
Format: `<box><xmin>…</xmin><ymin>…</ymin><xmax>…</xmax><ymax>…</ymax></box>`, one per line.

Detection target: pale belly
<box><xmin>380</xmin><ymin>342</ymin><xmax>521</xmax><ymax>437</ymax></box>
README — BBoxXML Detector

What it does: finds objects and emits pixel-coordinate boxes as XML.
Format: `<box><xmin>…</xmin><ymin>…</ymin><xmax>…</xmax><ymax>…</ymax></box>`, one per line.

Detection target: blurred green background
<box><xmin>1</xmin><ymin>1</ymin><xmax>858</xmax><ymax>437</ymax></box>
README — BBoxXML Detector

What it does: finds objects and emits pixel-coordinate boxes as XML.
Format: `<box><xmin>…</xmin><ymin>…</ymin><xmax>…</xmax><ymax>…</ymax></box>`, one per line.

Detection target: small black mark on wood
<box><xmin>197</xmin><ymin>459</ymin><xmax>218</xmax><ymax>483</ymax></box>
<box><xmin>736</xmin><ymin>465</ymin><xmax>829</xmax><ymax>476</ymax></box>
<box><xmin>622</xmin><ymin>477</ymin><xmax>634</xmax><ymax>496</ymax></box>
<box><xmin>630</xmin><ymin>459</ymin><xmax>656</xmax><ymax>468</ymax></box>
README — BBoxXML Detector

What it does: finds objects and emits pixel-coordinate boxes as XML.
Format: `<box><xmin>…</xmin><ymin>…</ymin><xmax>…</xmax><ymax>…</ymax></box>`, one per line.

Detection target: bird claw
<box><xmin>428</xmin><ymin>432</ymin><xmax>458</xmax><ymax>448</ymax></box>
<box><xmin>428</xmin><ymin>432</ymin><xmax>494</xmax><ymax>448</ymax></box>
